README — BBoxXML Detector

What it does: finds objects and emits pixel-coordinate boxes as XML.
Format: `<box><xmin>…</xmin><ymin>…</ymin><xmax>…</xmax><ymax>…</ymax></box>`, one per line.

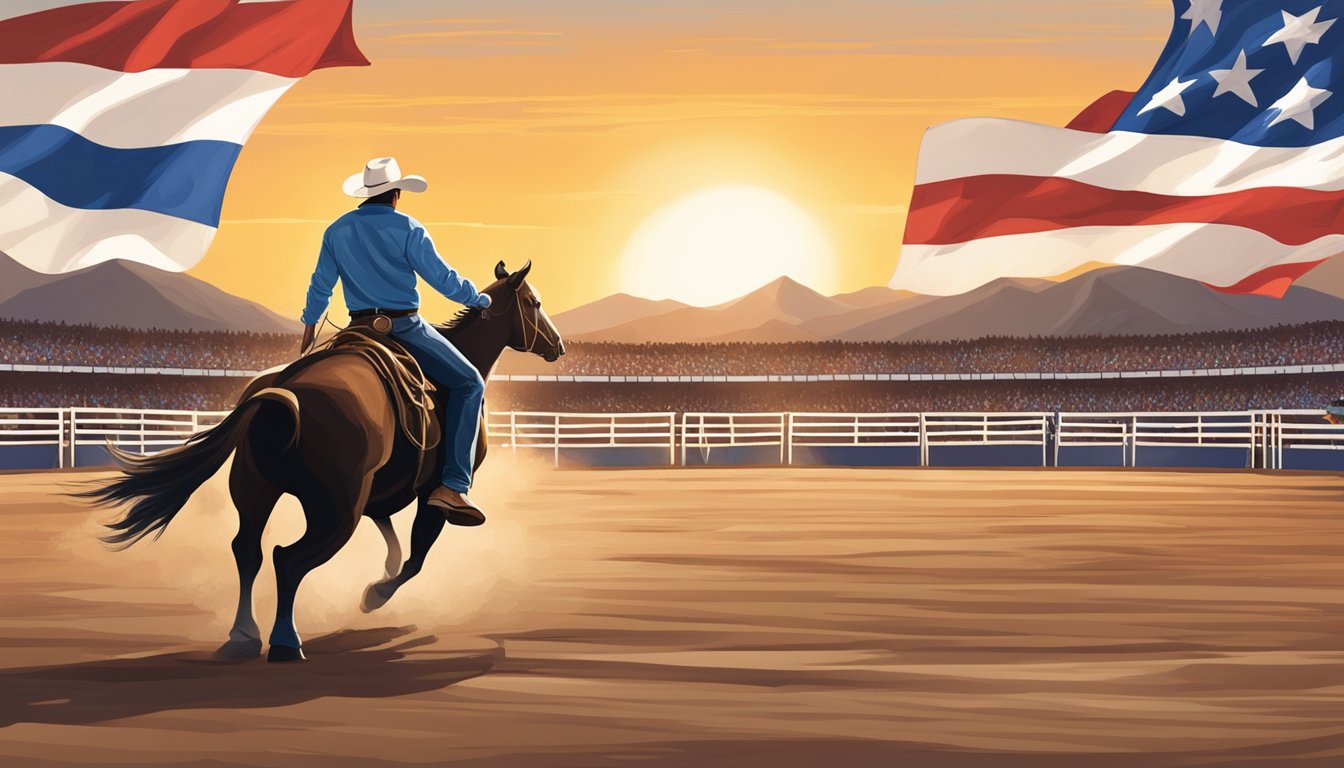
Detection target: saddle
<box><xmin>291</xmin><ymin>321</ymin><xmax>442</xmax><ymax>460</ymax></box>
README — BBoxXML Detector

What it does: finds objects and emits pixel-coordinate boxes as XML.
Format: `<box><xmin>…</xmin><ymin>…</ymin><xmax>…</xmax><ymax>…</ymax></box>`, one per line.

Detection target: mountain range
<box><xmin>5</xmin><ymin>248</ymin><xmax>1344</xmax><ymax>344</ymax></box>
<box><xmin>0</xmin><ymin>252</ymin><xmax>300</xmax><ymax>333</ymax></box>
<box><xmin>552</xmin><ymin>261</ymin><xmax>1344</xmax><ymax>345</ymax></box>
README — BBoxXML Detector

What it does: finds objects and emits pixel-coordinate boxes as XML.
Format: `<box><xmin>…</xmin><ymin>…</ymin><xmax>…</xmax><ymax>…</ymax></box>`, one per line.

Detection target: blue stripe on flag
<box><xmin>0</xmin><ymin>124</ymin><xmax>239</xmax><ymax>227</ymax></box>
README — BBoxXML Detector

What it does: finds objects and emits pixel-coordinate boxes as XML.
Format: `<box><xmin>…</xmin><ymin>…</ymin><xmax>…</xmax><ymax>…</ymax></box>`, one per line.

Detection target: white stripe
<box><xmin>914</xmin><ymin>117</ymin><xmax>1344</xmax><ymax>195</ymax></box>
<box><xmin>891</xmin><ymin>223</ymin><xmax>1344</xmax><ymax>296</ymax></box>
<box><xmin>0</xmin><ymin>63</ymin><xmax>295</xmax><ymax>148</ymax></box>
<box><xmin>0</xmin><ymin>172</ymin><xmax>215</xmax><ymax>274</ymax></box>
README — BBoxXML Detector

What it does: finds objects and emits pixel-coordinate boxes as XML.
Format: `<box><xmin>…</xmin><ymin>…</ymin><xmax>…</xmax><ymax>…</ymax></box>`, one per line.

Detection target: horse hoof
<box><xmin>214</xmin><ymin>637</ymin><xmax>262</xmax><ymax>659</ymax></box>
<box><xmin>267</xmin><ymin>644</ymin><xmax>307</xmax><ymax>663</ymax></box>
<box><xmin>361</xmin><ymin>582</ymin><xmax>392</xmax><ymax>614</ymax></box>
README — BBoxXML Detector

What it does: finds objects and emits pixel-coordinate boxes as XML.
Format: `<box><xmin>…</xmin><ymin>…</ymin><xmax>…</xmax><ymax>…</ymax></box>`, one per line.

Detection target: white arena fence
<box><xmin>2</xmin><ymin>408</ymin><xmax>1341</xmax><ymax>471</ymax></box>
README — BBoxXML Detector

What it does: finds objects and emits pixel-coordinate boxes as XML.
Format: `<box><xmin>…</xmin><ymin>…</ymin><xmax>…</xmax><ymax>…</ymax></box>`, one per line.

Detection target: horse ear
<box><xmin>508</xmin><ymin>259</ymin><xmax>532</xmax><ymax>287</ymax></box>
<box><xmin>494</xmin><ymin>261</ymin><xmax>508</xmax><ymax>280</ymax></box>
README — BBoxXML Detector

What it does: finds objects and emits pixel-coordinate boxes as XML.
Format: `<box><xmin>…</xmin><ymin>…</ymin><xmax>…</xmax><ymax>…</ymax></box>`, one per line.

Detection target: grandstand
<box><xmin>4</xmin><ymin>318</ymin><xmax>1344</xmax><ymax>377</ymax></box>
<box><xmin>3</xmin><ymin>319</ymin><xmax>1344</xmax><ymax>471</ymax></box>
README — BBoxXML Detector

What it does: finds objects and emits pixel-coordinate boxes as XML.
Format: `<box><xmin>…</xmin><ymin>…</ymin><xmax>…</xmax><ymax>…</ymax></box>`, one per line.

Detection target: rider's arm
<box><xmin>301</xmin><ymin>235</ymin><xmax>338</xmax><ymax>326</ymax></box>
<box><xmin>406</xmin><ymin>223</ymin><xmax>491</xmax><ymax>309</ymax></box>
<box><xmin>298</xmin><ymin>235</ymin><xmax>337</xmax><ymax>354</ymax></box>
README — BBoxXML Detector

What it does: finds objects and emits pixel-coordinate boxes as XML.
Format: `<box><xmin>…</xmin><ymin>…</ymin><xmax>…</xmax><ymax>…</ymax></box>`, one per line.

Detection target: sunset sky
<box><xmin>192</xmin><ymin>0</ymin><xmax>1173</xmax><ymax>320</ymax></box>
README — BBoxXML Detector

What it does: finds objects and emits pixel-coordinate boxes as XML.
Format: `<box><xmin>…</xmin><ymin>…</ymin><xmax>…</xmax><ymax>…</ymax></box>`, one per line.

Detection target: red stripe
<box><xmin>1065</xmin><ymin>90</ymin><xmax>1135</xmax><ymax>133</ymax></box>
<box><xmin>0</xmin><ymin>0</ymin><xmax>368</xmax><ymax>77</ymax></box>
<box><xmin>1205</xmin><ymin>260</ymin><xmax>1329</xmax><ymax>299</ymax></box>
<box><xmin>904</xmin><ymin>175</ymin><xmax>1344</xmax><ymax>247</ymax></box>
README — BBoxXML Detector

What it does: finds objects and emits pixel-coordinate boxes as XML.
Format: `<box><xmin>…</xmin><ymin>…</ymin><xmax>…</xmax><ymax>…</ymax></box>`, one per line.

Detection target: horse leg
<box><xmin>361</xmin><ymin>497</ymin><xmax>445</xmax><ymax>613</ymax></box>
<box><xmin>372</xmin><ymin>516</ymin><xmax>402</xmax><ymax>579</ymax></box>
<box><xmin>216</xmin><ymin>458</ymin><xmax>281</xmax><ymax>658</ymax></box>
<box><xmin>267</xmin><ymin>475</ymin><xmax>369</xmax><ymax>662</ymax></box>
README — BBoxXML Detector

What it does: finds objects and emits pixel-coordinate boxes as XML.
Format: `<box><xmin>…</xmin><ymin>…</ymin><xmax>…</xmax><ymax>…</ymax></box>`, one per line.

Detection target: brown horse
<box><xmin>81</xmin><ymin>261</ymin><xmax>563</xmax><ymax>662</ymax></box>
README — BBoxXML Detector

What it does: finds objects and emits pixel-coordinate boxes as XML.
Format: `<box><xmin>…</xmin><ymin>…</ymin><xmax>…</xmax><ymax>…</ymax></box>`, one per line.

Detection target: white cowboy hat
<box><xmin>342</xmin><ymin>156</ymin><xmax>428</xmax><ymax>198</ymax></box>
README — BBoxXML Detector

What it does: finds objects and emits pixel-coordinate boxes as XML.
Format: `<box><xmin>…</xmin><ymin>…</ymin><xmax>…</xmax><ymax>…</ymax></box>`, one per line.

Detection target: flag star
<box><xmin>1138</xmin><ymin>76</ymin><xmax>1197</xmax><ymax>117</ymax></box>
<box><xmin>1182</xmin><ymin>0</ymin><xmax>1222</xmax><ymax>37</ymax></box>
<box><xmin>1263</xmin><ymin>7</ymin><xmax>1335</xmax><ymax>64</ymax></box>
<box><xmin>1267</xmin><ymin>77</ymin><xmax>1332</xmax><ymax>129</ymax></box>
<box><xmin>1210</xmin><ymin>50</ymin><xmax>1264</xmax><ymax>106</ymax></box>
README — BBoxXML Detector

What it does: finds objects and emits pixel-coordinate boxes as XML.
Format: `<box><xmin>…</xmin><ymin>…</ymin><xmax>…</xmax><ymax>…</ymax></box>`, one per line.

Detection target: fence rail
<box><xmin>4</xmin><ymin>407</ymin><xmax>1344</xmax><ymax>470</ymax></box>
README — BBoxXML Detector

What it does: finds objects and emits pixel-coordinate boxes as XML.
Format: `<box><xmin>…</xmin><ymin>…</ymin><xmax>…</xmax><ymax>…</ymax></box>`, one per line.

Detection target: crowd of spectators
<box><xmin>3</xmin><ymin>316</ymin><xmax>1344</xmax><ymax>414</ymax></box>
<box><xmin>2</xmin><ymin>370</ymin><xmax>1340</xmax><ymax>414</ymax></box>
<box><xmin>0</xmin><ymin>374</ymin><xmax>243</xmax><ymax>411</ymax></box>
<box><xmin>502</xmin><ymin>323</ymin><xmax>1344</xmax><ymax>376</ymax></box>
<box><xmin>0</xmin><ymin>320</ymin><xmax>293</xmax><ymax>370</ymax></box>
<box><xmin>4</xmin><ymin>319</ymin><xmax>1344</xmax><ymax>377</ymax></box>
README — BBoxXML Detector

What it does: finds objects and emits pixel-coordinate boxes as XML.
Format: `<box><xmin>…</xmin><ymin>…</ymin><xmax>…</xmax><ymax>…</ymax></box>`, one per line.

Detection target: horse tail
<box><xmin>78</xmin><ymin>387</ymin><xmax>301</xmax><ymax>549</ymax></box>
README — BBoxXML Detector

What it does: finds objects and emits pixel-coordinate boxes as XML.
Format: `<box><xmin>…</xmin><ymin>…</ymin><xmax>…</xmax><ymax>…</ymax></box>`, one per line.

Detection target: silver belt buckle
<box><xmin>371</xmin><ymin>314</ymin><xmax>393</xmax><ymax>333</ymax></box>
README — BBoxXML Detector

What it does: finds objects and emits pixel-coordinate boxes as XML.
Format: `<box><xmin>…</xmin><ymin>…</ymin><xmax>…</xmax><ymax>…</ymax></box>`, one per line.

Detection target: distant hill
<box><xmin>552</xmin><ymin>293</ymin><xmax>688</xmax><ymax>338</ymax></box>
<box><xmin>555</xmin><ymin>267</ymin><xmax>1344</xmax><ymax>344</ymax></box>
<box><xmin>1295</xmin><ymin>254</ymin><xmax>1344</xmax><ymax>298</ymax></box>
<box><xmin>560</xmin><ymin>277</ymin><xmax>855</xmax><ymax>344</ymax></box>
<box><xmin>0</xmin><ymin>250</ymin><xmax>60</xmax><ymax>304</ymax></box>
<box><xmin>0</xmin><ymin>254</ymin><xmax>300</xmax><ymax>334</ymax></box>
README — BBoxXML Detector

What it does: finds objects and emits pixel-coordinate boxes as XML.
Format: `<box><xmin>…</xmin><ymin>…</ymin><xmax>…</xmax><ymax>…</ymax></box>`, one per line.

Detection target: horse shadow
<box><xmin>0</xmin><ymin>625</ymin><xmax>500</xmax><ymax>727</ymax></box>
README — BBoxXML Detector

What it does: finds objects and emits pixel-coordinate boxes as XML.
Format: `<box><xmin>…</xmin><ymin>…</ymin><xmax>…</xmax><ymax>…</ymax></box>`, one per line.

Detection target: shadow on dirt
<box><xmin>0</xmin><ymin>625</ymin><xmax>500</xmax><ymax>727</ymax></box>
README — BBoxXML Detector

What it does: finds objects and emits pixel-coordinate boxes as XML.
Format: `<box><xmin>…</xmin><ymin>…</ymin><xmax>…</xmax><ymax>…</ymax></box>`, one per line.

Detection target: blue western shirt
<box><xmin>301</xmin><ymin>205</ymin><xmax>487</xmax><ymax>325</ymax></box>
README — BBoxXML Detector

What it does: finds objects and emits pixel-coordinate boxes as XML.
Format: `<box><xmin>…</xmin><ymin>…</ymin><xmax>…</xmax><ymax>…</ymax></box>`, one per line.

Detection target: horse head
<box><xmin>483</xmin><ymin>260</ymin><xmax>565</xmax><ymax>362</ymax></box>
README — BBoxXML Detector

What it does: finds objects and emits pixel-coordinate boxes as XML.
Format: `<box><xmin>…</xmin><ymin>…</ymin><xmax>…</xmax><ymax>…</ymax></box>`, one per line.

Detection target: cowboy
<box><xmin>299</xmin><ymin>157</ymin><xmax>491</xmax><ymax>526</ymax></box>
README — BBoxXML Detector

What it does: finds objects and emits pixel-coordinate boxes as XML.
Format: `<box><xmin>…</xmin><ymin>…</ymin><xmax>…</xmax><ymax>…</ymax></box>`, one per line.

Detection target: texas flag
<box><xmin>0</xmin><ymin>0</ymin><xmax>367</xmax><ymax>274</ymax></box>
<box><xmin>894</xmin><ymin>1</ymin><xmax>1344</xmax><ymax>298</ymax></box>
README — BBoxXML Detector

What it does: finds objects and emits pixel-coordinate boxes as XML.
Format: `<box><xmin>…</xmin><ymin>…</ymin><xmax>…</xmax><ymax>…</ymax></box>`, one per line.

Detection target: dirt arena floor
<box><xmin>0</xmin><ymin>461</ymin><xmax>1343</xmax><ymax>767</ymax></box>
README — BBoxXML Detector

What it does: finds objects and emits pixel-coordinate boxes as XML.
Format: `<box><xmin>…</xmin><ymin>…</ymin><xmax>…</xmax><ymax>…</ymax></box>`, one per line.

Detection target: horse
<box><xmin>80</xmin><ymin>261</ymin><xmax>564</xmax><ymax>662</ymax></box>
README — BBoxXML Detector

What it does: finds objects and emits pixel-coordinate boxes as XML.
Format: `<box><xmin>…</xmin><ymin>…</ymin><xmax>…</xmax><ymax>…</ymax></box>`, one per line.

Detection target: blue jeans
<box><xmin>390</xmin><ymin>315</ymin><xmax>484</xmax><ymax>492</ymax></box>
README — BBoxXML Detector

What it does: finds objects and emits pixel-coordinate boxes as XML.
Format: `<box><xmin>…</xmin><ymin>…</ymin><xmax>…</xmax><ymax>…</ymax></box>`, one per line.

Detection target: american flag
<box><xmin>893</xmin><ymin>1</ymin><xmax>1344</xmax><ymax>298</ymax></box>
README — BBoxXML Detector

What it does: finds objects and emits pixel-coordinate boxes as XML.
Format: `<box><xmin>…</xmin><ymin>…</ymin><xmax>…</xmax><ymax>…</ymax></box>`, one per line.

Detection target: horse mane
<box><xmin>433</xmin><ymin>278</ymin><xmax>511</xmax><ymax>338</ymax></box>
<box><xmin>434</xmin><ymin>306</ymin><xmax>479</xmax><ymax>338</ymax></box>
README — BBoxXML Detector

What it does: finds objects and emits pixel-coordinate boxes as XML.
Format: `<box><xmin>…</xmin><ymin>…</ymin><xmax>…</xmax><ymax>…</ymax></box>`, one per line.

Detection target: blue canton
<box><xmin>1112</xmin><ymin>1</ymin><xmax>1342</xmax><ymax>147</ymax></box>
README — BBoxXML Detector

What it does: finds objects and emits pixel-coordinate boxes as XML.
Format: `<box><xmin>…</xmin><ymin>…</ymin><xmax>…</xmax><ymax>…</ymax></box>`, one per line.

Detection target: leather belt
<box><xmin>350</xmin><ymin>307</ymin><xmax>418</xmax><ymax>319</ymax></box>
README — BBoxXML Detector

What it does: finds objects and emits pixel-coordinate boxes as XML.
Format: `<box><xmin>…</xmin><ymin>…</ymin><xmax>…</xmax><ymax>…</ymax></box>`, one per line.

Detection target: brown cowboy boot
<box><xmin>427</xmin><ymin>486</ymin><xmax>486</xmax><ymax>526</ymax></box>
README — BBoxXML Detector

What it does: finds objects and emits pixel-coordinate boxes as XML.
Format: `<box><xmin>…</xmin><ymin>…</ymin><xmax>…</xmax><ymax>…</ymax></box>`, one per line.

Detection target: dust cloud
<box><xmin>55</xmin><ymin>451</ymin><xmax>558</xmax><ymax>645</ymax></box>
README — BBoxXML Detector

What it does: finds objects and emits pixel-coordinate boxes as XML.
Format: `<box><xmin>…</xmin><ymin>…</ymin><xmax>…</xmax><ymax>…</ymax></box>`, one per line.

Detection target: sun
<box><xmin>619</xmin><ymin>185</ymin><xmax>835</xmax><ymax>307</ymax></box>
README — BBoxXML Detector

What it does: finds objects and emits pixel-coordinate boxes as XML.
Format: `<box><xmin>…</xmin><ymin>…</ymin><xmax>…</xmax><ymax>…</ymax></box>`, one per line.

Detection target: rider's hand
<box><xmin>300</xmin><ymin>323</ymin><xmax>316</xmax><ymax>354</ymax></box>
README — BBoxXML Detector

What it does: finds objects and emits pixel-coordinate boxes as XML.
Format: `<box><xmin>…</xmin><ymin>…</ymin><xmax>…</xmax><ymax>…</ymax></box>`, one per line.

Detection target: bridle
<box><xmin>515</xmin><ymin>286</ymin><xmax>561</xmax><ymax>355</ymax></box>
<box><xmin>485</xmin><ymin>283</ymin><xmax>560</xmax><ymax>354</ymax></box>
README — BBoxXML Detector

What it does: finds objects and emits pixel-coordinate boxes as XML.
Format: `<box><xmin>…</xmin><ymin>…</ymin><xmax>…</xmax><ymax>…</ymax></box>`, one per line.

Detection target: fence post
<box><xmin>679</xmin><ymin>413</ymin><xmax>687</xmax><ymax>467</ymax></box>
<box><xmin>510</xmin><ymin>411</ymin><xmax>517</xmax><ymax>455</ymax></box>
<box><xmin>785</xmin><ymin>413</ymin><xmax>794</xmax><ymax>466</ymax></box>
<box><xmin>1276</xmin><ymin>413</ymin><xmax>1283</xmax><ymax>470</ymax></box>
<box><xmin>1041</xmin><ymin>415</ymin><xmax>1047</xmax><ymax>468</ymax></box>
<box><xmin>918</xmin><ymin>413</ymin><xmax>928</xmax><ymax>467</ymax></box>
<box><xmin>668</xmin><ymin>413</ymin><xmax>676</xmax><ymax>467</ymax></box>
<box><xmin>1128</xmin><ymin>415</ymin><xmax>1136</xmax><ymax>467</ymax></box>
<box><xmin>1052</xmin><ymin>412</ymin><xmax>1061</xmax><ymax>468</ymax></box>
<box><xmin>68</xmin><ymin>409</ymin><xmax>78</xmax><ymax>468</ymax></box>
<box><xmin>58</xmin><ymin>408</ymin><xmax>66</xmax><ymax>470</ymax></box>
<box><xmin>553</xmin><ymin>414</ymin><xmax>560</xmax><ymax>468</ymax></box>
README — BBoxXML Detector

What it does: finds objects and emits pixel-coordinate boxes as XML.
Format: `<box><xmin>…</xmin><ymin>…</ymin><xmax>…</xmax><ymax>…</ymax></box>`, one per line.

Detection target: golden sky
<box><xmin>192</xmin><ymin>0</ymin><xmax>1172</xmax><ymax>320</ymax></box>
